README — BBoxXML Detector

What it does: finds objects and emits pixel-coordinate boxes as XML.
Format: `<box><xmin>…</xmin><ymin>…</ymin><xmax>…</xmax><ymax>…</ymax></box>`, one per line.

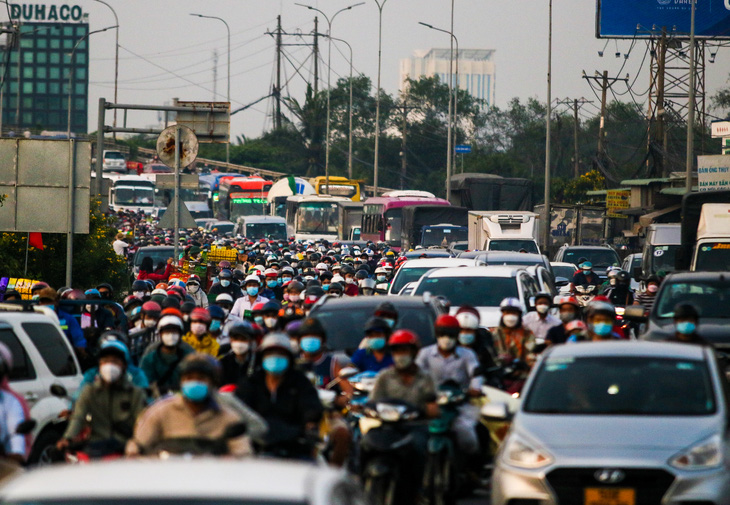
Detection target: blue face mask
<box><xmin>262</xmin><ymin>355</ymin><xmax>289</xmax><ymax>375</ymax></box>
<box><xmin>591</xmin><ymin>321</ymin><xmax>613</xmax><ymax>336</ymax></box>
<box><xmin>376</xmin><ymin>275</ymin><xmax>387</xmax><ymax>283</ymax></box>
<box><xmin>368</xmin><ymin>336</ymin><xmax>386</xmax><ymax>351</ymax></box>
<box><xmin>300</xmin><ymin>336</ymin><xmax>322</xmax><ymax>353</ymax></box>
<box><xmin>676</xmin><ymin>321</ymin><xmax>696</xmax><ymax>335</ymax></box>
<box><xmin>322</xmin><ymin>284</ymin><xmax>330</xmax><ymax>291</ymax></box>
<box><xmin>247</xmin><ymin>286</ymin><xmax>259</xmax><ymax>296</ymax></box>
<box><xmin>267</xmin><ymin>280</ymin><xmax>278</xmax><ymax>288</ymax></box>
<box><xmin>254</xmin><ymin>316</ymin><xmax>264</xmax><ymax>325</ymax></box>
<box><xmin>383</xmin><ymin>318</ymin><xmax>396</xmax><ymax>328</ymax></box>
<box><xmin>210</xmin><ymin>320</ymin><xmax>222</xmax><ymax>332</ymax></box>
<box><xmin>181</xmin><ymin>381</ymin><xmax>209</xmax><ymax>402</ymax></box>
<box><xmin>220</xmin><ymin>279</ymin><xmax>231</xmax><ymax>288</ymax></box>
<box><xmin>458</xmin><ymin>332</ymin><xmax>475</xmax><ymax>346</ymax></box>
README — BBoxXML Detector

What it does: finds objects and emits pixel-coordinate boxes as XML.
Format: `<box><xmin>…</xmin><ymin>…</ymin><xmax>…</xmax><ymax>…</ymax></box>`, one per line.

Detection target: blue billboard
<box><xmin>597</xmin><ymin>0</ymin><xmax>730</xmax><ymax>39</ymax></box>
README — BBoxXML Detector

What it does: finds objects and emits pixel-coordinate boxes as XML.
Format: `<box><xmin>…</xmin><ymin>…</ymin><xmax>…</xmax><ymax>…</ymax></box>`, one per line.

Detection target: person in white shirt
<box><xmin>522</xmin><ymin>292</ymin><xmax>561</xmax><ymax>343</ymax></box>
<box><xmin>231</xmin><ymin>274</ymin><xmax>270</xmax><ymax>320</ymax></box>
<box><xmin>112</xmin><ymin>233</ymin><xmax>128</xmax><ymax>256</ymax></box>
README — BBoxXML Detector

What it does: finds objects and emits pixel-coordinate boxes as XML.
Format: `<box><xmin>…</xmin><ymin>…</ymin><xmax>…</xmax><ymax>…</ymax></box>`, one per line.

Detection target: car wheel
<box><xmin>28</xmin><ymin>428</ymin><xmax>62</xmax><ymax>466</ymax></box>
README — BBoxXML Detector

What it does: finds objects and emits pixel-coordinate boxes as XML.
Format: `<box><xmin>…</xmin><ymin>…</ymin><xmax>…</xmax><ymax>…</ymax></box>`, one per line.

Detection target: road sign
<box><xmin>156</xmin><ymin>125</ymin><xmax>199</xmax><ymax>169</ymax></box>
<box><xmin>711</xmin><ymin>121</ymin><xmax>730</xmax><ymax>139</ymax></box>
<box><xmin>157</xmin><ymin>200</ymin><xmax>197</xmax><ymax>229</ymax></box>
<box><xmin>698</xmin><ymin>155</ymin><xmax>730</xmax><ymax>192</ymax></box>
<box><xmin>606</xmin><ymin>189</ymin><xmax>630</xmax><ymax>219</ymax></box>
<box><xmin>174</xmin><ymin>100</ymin><xmax>230</xmax><ymax>143</ymax></box>
<box><xmin>155</xmin><ymin>174</ymin><xmax>199</xmax><ymax>190</ymax></box>
<box><xmin>455</xmin><ymin>144</ymin><xmax>472</xmax><ymax>154</ymax></box>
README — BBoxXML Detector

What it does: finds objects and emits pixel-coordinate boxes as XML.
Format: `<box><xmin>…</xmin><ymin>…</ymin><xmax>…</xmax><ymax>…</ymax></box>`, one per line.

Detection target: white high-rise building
<box><xmin>399</xmin><ymin>48</ymin><xmax>496</xmax><ymax>108</ymax></box>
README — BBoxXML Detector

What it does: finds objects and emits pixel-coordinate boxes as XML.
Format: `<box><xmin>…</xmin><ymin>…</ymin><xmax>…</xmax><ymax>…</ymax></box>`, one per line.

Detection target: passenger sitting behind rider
<box><xmin>58</xmin><ymin>340</ymin><xmax>147</xmax><ymax>457</ymax></box>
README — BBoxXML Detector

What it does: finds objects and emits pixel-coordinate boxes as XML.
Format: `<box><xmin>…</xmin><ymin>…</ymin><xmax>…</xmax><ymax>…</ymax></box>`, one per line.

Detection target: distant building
<box><xmin>399</xmin><ymin>48</ymin><xmax>496</xmax><ymax>108</ymax></box>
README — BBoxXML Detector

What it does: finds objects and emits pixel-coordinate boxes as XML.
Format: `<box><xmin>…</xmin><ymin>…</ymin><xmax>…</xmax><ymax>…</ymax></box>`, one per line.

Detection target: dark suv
<box><xmin>552</xmin><ymin>245</ymin><xmax>621</xmax><ymax>280</ymax></box>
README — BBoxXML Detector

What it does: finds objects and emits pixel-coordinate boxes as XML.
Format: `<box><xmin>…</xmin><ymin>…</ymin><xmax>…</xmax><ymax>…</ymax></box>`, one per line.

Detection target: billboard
<box><xmin>698</xmin><ymin>155</ymin><xmax>730</xmax><ymax>192</ymax></box>
<box><xmin>597</xmin><ymin>0</ymin><xmax>730</xmax><ymax>39</ymax></box>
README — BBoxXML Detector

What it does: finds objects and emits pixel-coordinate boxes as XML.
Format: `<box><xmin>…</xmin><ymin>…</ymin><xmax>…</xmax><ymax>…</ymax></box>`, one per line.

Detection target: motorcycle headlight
<box><xmin>376</xmin><ymin>403</ymin><xmax>407</xmax><ymax>422</ymax></box>
<box><xmin>502</xmin><ymin>435</ymin><xmax>553</xmax><ymax>469</ymax></box>
<box><xmin>670</xmin><ymin>434</ymin><xmax>723</xmax><ymax>470</ymax></box>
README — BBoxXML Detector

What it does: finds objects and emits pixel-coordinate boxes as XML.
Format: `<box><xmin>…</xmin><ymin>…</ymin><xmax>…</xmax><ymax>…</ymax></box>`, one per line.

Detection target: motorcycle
<box><xmin>150</xmin><ymin>422</ymin><xmax>248</xmax><ymax>457</ymax></box>
<box><xmin>359</xmin><ymin>400</ymin><xmax>421</xmax><ymax>505</ymax></box>
<box><xmin>574</xmin><ymin>284</ymin><xmax>599</xmax><ymax>307</ymax></box>
<box><xmin>422</xmin><ymin>381</ymin><xmax>466</xmax><ymax>505</ymax></box>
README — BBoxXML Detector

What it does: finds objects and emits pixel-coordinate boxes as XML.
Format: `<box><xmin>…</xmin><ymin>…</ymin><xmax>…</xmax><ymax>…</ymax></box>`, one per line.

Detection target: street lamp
<box><xmin>190</xmin><ymin>13</ymin><xmax>231</xmax><ymax>165</ymax></box>
<box><xmin>543</xmin><ymin>0</ymin><xmax>553</xmax><ymax>250</ymax></box>
<box><xmin>93</xmin><ymin>0</ymin><xmax>119</xmax><ymax>136</ymax></box>
<box><xmin>372</xmin><ymin>0</ymin><xmax>388</xmax><ymax>196</ymax></box>
<box><xmin>321</xmin><ymin>34</ymin><xmax>355</xmax><ymax>179</ymax></box>
<box><xmin>295</xmin><ymin>2</ymin><xmax>363</xmax><ymax>193</ymax></box>
<box><xmin>418</xmin><ymin>21</ymin><xmax>459</xmax><ymax>202</ymax></box>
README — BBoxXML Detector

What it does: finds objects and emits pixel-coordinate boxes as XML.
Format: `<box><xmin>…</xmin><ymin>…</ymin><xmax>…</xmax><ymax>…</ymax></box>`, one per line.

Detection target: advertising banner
<box><xmin>698</xmin><ymin>155</ymin><xmax>730</xmax><ymax>192</ymax></box>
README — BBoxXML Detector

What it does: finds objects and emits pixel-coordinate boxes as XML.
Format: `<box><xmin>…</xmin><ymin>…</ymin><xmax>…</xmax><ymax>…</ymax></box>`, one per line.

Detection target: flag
<box><xmin>287</xmin><ymin>175</ymin><xmax>297</xmax><ymax>195</ymax></box>
<box><xmin>28</xmin><ymin>233</ymin><xmax>43</xmax><ymax>250</ymax></box>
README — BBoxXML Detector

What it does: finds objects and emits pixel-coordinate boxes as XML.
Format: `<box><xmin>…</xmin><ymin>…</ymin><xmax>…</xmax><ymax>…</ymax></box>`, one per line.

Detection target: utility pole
<box><xmin>655</xmin><ymin>29</ymin><xmax>667</xmax><ymax>176</ymax></box>
<box><xmin>686</xmin><ymin>0</ymin><xmax>697</xmax><ymax>193</ymax></box>
<box><xmin>313</xmin><ymin>17</ymin><xmax>319</xmax><ymax>96</ymax></box>
<box><xmin>582</xmin><ymin>71</ymin><xmax>628</xmax><ymax>162</ymax></box>
<box><xmin>396</xmin><ymin>93</ymin><xmax>416</xmax><ymax>190</ymax></box>
<box><xmin>557</xmin><ymin>97</ymin><xmax>593</xmax><ymax>178</ymax></box>
<box><xmin>275</xmin><ymin>15</ymin><xmax>282</xmax><ymax>130</ymax></box>
<box><xmin>212</xmin><ymin>49</ymin><xmax>218</xmax><ymax>101</ymax></box>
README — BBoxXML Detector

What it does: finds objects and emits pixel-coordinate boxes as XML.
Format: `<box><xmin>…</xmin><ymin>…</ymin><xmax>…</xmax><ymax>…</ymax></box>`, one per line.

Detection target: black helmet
<box><xmin>365</xmin><ymin>316</ymin><xmax>391</xmax><ymax>334</ymax></box>
<box><xmin>179</xmin><ymin>353</ymin><xmax>222</xmax><ymax>385</ymax></box>
<box><xmin>219</xmin><ymin>269</ymin><xmax>233</xmax><ymax>280</ymax></box>
<box><xmin>132</xmin><ymin>280</ymin><xmax>148</xmax><ymax>292</ymax></box>
<box><xmin>673</xmin><ymin>303</ymin><xmax>700</xmax><ymax>320</ymax></box>
<box><xmin>355</xmin><ymin>270</ymin><xmax>368</xmax><ymax>281</ymax></box>
<box><xmin>340</xmin><ymin>265</ymin><xmax>355</xmax><ymax>276</ymax></box>
<box><xmin>288</xmin><ymin>280</ymin><xmax>305</xmax><ymax>293</ymax></box>
<box><xmin>228</xmin><ymin>321</ymin><xmax>257</xmax><ymax>340</ymax></box>
<box><xmin>298</xmin><ymin>317</ymin><xmax>326</xmax><ymax>339</ymax></box>
<box><xmin>616</xmin><ymin>271</ymin><xmax>631</xmax><ymax>284</ymax></box>
<box><xmin>534</xmin><ymin>292</ymin><xmax>552</xmax><ymax>304</ymax></box>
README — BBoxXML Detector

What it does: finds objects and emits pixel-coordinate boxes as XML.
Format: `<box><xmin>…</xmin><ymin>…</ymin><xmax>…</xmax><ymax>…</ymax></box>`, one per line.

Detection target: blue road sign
<box><xmin>455</xmin><ymin>144</ymin><xmax>472</xmax><ymax>154</ymax></box>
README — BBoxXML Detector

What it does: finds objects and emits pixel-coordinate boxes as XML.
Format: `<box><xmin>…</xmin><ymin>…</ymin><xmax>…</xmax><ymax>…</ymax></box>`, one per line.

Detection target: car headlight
<box><xmin>669</xmin><ymin>434</ymin><xmax>723</xmax><ymax>470</ymax></box>
<box><xmin>502</xmin><ymin>435</ymin><xmax>553</xmax><ymax>469</ymax></box>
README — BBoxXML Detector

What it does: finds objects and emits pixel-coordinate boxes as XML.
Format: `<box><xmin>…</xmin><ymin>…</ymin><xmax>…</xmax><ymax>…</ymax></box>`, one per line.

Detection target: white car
<box><xmin>388</xmin><ymin>257</ymin><xmax>484</xmax><ymax>295</ymax></box>
<box><xmin>0</xmin><ymin>305</ymin><xmax>82</xmax><ymax>463</ymax></box>
<box><xmin>550</xmin><ymin>262</ymin><xmax>579</xmax><ymax>295</ymax></box>
<box><xmin>0</xmin><ymin>459</ymin><xmax>365</xmax><ymax>505</ymax></box>
<box><xmin>410</xmin><ymin>265</ymin><xmax>539</xmax><ymax>327</ymax></box>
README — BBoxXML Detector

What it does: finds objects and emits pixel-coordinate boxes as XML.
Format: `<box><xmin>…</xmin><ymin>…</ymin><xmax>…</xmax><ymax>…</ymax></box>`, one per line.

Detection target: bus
<box><xmin>198</xmin><ymin>173</ymin><xmax>240</xmax><ymax>215</ymax></box>
<box><xmin>286</xmin><ymin>194</ymin><xmax>351</xmax><ymax>242</ymax></box>
<box><xmin>361</xmin><ymin>195</ymin><xmax>451</xmax><ymax>250</ymax></box>
<box><xmin>108</xmin><ymin>176</ymin><xmax>156</xmax><ymax>214</ymax></box>
<box><xmin>218</xmin><ymin>176</ymin><xmax>272</xmax><ymax>221</ymax></box>
<box><xmin>310</xmin><ymin>176</ymin><xmax>362</xmax><ymax>201</ymax></box>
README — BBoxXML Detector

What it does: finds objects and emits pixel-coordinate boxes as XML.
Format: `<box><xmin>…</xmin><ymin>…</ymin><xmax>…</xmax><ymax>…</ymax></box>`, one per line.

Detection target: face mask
<box><xmin>247</xmin><ymin>287</ymin><xmax>259</xmax><ymax>297</ymax></box>
<box><xmin>591</xmin><ymin>321</ymin><xmax>613</xmax><ymax>336</ymax></box>
<box><xmin>289</xmin><ymin>294</ymin><xmax>300</xmax><ymax>303</ymax></box>
<box><xmin>143</xmin><ymin>318</ymin><xmax>157</xmax><ymax>328</ymax></box>
<box><xmin>133</xmin><ymin>291</ymin><xmax>145</xmax><ymax>299</ymax></box>
<box><xmin>220</xmin><ymin>279</ymin><xmax>231</xmax><ymax>288</ymax></box>
<box><xmin>559</xmin><ymin>311</ymin><xmax>576</xmax><ymax>323</ymax></box>
<box><xmin>376</xmin><ymin>275</ymin><xmax>387</xmax><ymax>283</ymax></box>
<box><xmin>231</xmin><ymin>341</ymin><xmax>250</xmax><ymax>355</ymax></box>
<box><xmin>210</xmin><ymin>320</ymin><xmax>222</xmax><ymax>332</ymax></box>
<box><xmin>676</xmin><ymin>321</ymin><xmax>696</xmax><ymax>335</ymax></box>
<box><xmin>458</xmin><ymin>332</ymin><xmax>475</xmax><ymax>346</ymax></box>
<box><xmin>264</xmin><ymin>317</ymin><xmax>278</xmax><ymax>329</ymax></box>
<box><xmin>161</xmin><ymin>331</ymin><xmax>180</xmax><ymax>347</ymax></box>
<box><xmin>190</xmin><ymin>322</ymin><xmax>207</xmax><ymax>337</ymax></box>
<box><xmin>437</xmin><ymin>336</ymin><xmax>456</xmax><ymax>352</ymax></box>
<box><xmin>300</xmin><ymin>336</ymin><xmax>322</xmax><ymax>354</ymax></box>
<box><xmin>345</xmin><ymin>277</ymin><xmax>355</xmax><ymax>284</ymax></box>
<box><xmin>254</xmin><ymin>315</ymin><xmax>264</xmax><ymax>325</ymax></box>
<box><xmin>187</xmin><ymin>284</ymin><xmax>200</xmax><ymax>294</ymax></box>
<box><xmin>181</xmin><ymin>380</ymin><xmax>209</xmax><ymax>402</ymax></box>
<box><xmin>502</xmin><ymin>314</ymin><xmax>520</xmax><ymax>328</ymax></box>
<box><xmin>322</xmin><ymin>284</ymin><xmax>330</xmax><ymax>291</ymax></box>
<box><xmin>609</xmin><ymin>278</ymin><xmax>617</xmax><ymax>286</ymax></box>
<box><xmin>267</xmin><ymin>280</ymin><xmax>278</xmax><ymax>288</ymax></box>
<box><xmin>647</xmin><ymin>284</ymin><xmax>658</xmax><ymax>293</ymax></box>
<box><xmin>262</xmin><ymin>355</ymin><xmax>289</xmax><ymax>375</ymax></box>
<box><xmin>282</xmin><ymin>277</ymin><xmax>292</xmax><ymax>284</ymax></box>
<box><xmin>99</xmin><ymin>363</ymin><xmax>122</xmax><ymax>383</ymax></box>
<box><xmin>536</xmin><ymin>304</ymin><xmax>549</xmax><ymax>314</ymax></box>
<box><xmin>393</xmin><ymin>354</ymin><xmax>413</xmax><ymax>370</ymax></box>
<box><xmin>379</xmin><ymin>318</ymin><xmax>394</xmax><ymax>328</ymax></box>
<box><xmin>368</xmin><ymin>336</ymin><xmax>386</xmax><ymax>350</ymax></box>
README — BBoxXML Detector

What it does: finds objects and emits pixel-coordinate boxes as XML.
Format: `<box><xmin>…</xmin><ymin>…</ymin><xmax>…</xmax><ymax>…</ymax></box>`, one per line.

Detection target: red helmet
<box><xmin>190</xmin><ymin>307</ymin><xmax>211</xmax><ymax>323</ymax></box>
<box><xmin>252</xmin><ymin>302</ymin><xmax>267</xmax><ymax>314</ymax></box>
<box><xmin>556</xmin><ymin>296</ymin><xmax>580</xmax><ymax>308</ymax></box>
<box><xmin>388</xmin><ymin>329</ymin><xmax>420</xmax><ymax>348</ymax></box>
<box><xmin>434</xmin><ymin>314</ymin><xmax>461</xmax><ymax>338</ymax></box>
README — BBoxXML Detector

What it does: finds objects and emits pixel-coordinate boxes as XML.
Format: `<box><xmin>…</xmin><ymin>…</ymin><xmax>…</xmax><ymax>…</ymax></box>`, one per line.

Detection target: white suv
<box><xmin>0</xmin><ymin>306</ymin><xmax>82</xmax><ymax>463</ymax></box>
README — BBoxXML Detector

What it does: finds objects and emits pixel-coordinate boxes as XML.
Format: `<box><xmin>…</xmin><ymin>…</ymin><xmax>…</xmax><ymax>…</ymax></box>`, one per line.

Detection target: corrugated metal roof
<box><xmin>620</xmin><ymin>178</ymin><xmax>670</xmax><ymax>186</ymax></box>
<box><xmin>660</xmin><ymin>187</ymin><xmax>697</xmax><ymax>195</ymax></box>
<box><xmin>586</xmin><ymin>190</ymin><xmax>608</xmax><ymax>196</ymax></box>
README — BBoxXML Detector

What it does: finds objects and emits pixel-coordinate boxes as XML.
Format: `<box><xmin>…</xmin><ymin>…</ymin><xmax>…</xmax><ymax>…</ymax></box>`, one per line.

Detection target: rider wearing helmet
<box><xmin>182</xmin><ymin>308</ymin><xmax>219</xmax><ymax>357</ymax></box>
<box><xmin>454</xmin><ymin>305</ymin><xmax>496</xmax><ymax>371</ymax></box>
<box><xmin>236</xmin><ymin>333</ymin><xmax>323</xmax><ymax>458</ymax></box>
<box><xmin>546</xmin><ymin>296</ymin><xmax>581</xmax><ymax>345</ymax></box>
<box><xmin>350</xmin><ymin>317</ymin><xmax>394</xmax><ymax>373</ymax></box>
<box><xmin>37</xmin><ymin>287</ymin><xmax>87</xmax><ymax>354</ymax></box>
<box><xmin>340</xmin><ymin>266</ymin><xmax>359</xmax><ymax>297</ymax></box>
<box><xmin>208</xmin><ymin>269</ymin><xmax>243</xmax><ymax>304</ymax></box>
<box><xmin>185</xmin><ymin>275</ymin><xmax>208</xmax><ymax>308</ymax></box>
<box><xmin>604</xmin><ymin>270</ymin><xmax>634</xmax><ymax>307</ymax></box>
<box><xmin>585</xmin><ymin>300</ymin><xmax>620</xmax><ymax>341</ymax></box>
<box><xmin>139</xmin><ymin>314</ymin><xmax>195</xmax><ymax>397</ymax></box>
<box><xmin>358</xmin><ymin>278</ymin><xmax>377</xmax><ymax>296</ymax></box>
<box><xmin>570</xmin><ymin>260</ymin><xmax>600</xmax><ymax>293</ymax></box>
<box><xmin>522</xmin><ymin>292</ymin><xmax>561</xmax><ymax>343</ymax></box>
<box><xmin>231</xmin><ymin>274</ymin><xmax>271</xmax><ymax>320</ymax></box>
<box><xmin>493</xmin><ymin>298</ymin><xmax>536</xmax><ymax>369</ymax></box>
<box><xmin>666</xmin><ymin>303</ymin><xmax>709</xmax><ymax>346</ymax></box>
<box><xmin>219</xmin><ymin>321</ymin><xmax>259</xmax><ymax>385</ymax></box>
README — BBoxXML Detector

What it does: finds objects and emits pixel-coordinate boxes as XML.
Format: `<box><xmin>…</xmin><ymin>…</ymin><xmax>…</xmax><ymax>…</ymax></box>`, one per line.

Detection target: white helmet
<box><xmin>455</xmin><ymin>312</ymin><xmax>480</xmax><ymax>330</ymax></box>
<box><xmin>216</xmin><ymin>293</ymin><xmax>234</xmax><ymax>303</ymax></box>
<box><xmin>499</xmin><ymin>297</ymin><xmax>522</xmax><ymax>312</ymax></box>
<box><xmin>245</xmin><ymin>274</ymin><xmax>261</xmax><ymax>284</ymax></box>
<box><xmin>157</xmin><ymin>315</ymin><xmax>184</xmax><ymax>332</ymax></box>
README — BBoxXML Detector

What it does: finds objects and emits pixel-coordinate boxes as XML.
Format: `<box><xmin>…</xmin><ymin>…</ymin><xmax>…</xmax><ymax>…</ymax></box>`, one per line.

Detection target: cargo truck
<box><xmin>467</xmin><ymin>211</ymin><xmax>540</xmax><ymax>254</ymax></box>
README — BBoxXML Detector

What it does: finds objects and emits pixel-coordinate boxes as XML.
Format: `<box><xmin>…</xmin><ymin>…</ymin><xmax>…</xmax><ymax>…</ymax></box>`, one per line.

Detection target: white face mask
<box><xmin>220</xmin><ymin>279</ymin><xmax>231</xmax><ymax>287</ymax></box>
<box><xmin>345</xmin><ymin>277</ymin><xmax>355</xmax><ymax>284</ymax></box>
<box><xmin>222</xmin><ymin>308</ymin><xmax>230</xmax><ymax>317</ymax></box>
<box><xmin>437</xmin><ymin>336</ymin><xmax>456</xmax><ymax>352</ymax></box>
<box><xmin>143</xmin><ymin>318</ymin><xmax>157</xmax><ymax>328</ymax></box>
<box><xmin>231</xmin><ymin>341</ymin><xmax>250</xmax><ymax>355</ymax></box>
<box><xmin>187</xmin><ymin>284</ymin><xmax>200</xmax><ymax>294</ymax></box>
<box><xmin>99</xmin><ymin>363</ymin><xmax>123</xmax><ymax>383</ymax></box>
<box><xmin>161</xmin><ymin>331</ymin><xmax>180</xmax><ymax>347</ymax></box>
<box><xmin>289</xmin><ymin>294</ymin><xmax>300</xmax><ymax>303</ymax></box>
<box><xmin>536</xmin><ymin>304</ymin><xmax>549</xmax><ymax>314</ymax></box>
<box><xmin>133</xmin><ymin>291</ymin><xmax>145</xmax><ymax>299</ymax></box>
<box><xmin>190</xmin><ymin>322</ymin><xmax>207</xmax><ymax>337</ymax></box>
<box><xmin>264</xmin><ymin>317</ymin><xmax>278</xmax><ymax>329</ymax></box>
<box><xmin>502</xmin><ymin>314</ymin><xmax>520</xmax><ymax>328</ymax></box>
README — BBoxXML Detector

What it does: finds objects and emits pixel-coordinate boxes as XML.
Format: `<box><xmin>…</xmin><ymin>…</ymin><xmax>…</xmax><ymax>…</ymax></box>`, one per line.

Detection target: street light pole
<box><xmin>373</xmin><ymin>0</ymin><xmax>388</xmax><ymax>196</ymax></box>
<box><xmin>323</xmin><ymin>34</ymin><xmax>354</xmax><ymax>179</ymax></box>
<box><xmin>686</xmin><ymin>0</ymin><xmax>696</xmax><ymax>193</ymax></box>
<box><xmin>93</xmin><ymin>0</ymin><xmax>118</xmax><ymax>138</ymax></box>
<box><xmin>543</xmin><ymin>0</ymin><xmax>553</xmax><ymax>251</ymax></box>
<box><xmin>191</xmin><ymin>13</ymin><xmax>231</xmax><ymax>165</ymax></box>
<box><xmin>418</xmin><ymin>22</ymin><xmax>459</xmax><ymax>202</ymax></box>
<box><xmin>296</xmin><ymin>3</ymin><xmax>363</xmax><ymax>194</ymax></box>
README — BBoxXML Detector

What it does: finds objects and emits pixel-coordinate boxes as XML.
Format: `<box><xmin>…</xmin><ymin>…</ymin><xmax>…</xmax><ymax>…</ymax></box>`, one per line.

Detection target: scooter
<box><xmin>359</xmin><ymin>400</ymin><xmax>421</xmax><ymax>505</ymax></box>
<box><xmin>574</xmin><ymin>284</ymin><xmax>599</xmax><ymax>307</ymax></box>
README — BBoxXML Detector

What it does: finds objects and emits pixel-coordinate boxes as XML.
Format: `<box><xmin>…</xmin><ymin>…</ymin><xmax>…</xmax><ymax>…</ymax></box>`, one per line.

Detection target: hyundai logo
<box><xmin>594</xmin><ymin>469</ymin><xmax>626</xmax><ymax>484</ymax></box>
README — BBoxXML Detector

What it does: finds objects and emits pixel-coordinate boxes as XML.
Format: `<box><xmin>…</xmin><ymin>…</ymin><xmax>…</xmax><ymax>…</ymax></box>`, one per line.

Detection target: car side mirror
<box><xmin>528</xmin><ymin>296</ymin><xmax>536</xmax><ymax>310</ymax></box>
<box><xmin>50</xmin><ymin>384</ymin><xmax>68</xmax><ymax>398</ymax></box>
<box><xmin>633</xmin><ymin>267</ymin><xmax>642</xmax><ymax>283</ymax></box>
<box><xmin>481</xmin><ymin>401</ymin><xmax>510</xmax><ymax>421</ymax></box>
<box><xmin>623</xmin><ymin>305</ymin><xmax>647</xmax><ymax>323</ymax></box>
<box><xmin>15</xmin><ymin>419</ymin><xmax>36</xmax><ymax>435</ymax></box>
<box><xmin>554</xmin><ymin>277</ymin><xmax>569</xmax><ymax>287</ymax></box>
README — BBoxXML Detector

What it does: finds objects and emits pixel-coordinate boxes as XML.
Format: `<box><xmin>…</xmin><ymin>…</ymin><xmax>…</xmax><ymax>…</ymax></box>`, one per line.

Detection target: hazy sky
<box><xmin>24</xmin><ymin>0</ymin><xmax>729</xmax><ymax>139</ymax></box>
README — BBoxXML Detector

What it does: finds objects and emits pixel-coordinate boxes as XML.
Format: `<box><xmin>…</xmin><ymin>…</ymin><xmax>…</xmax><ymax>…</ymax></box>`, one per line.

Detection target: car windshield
<box><xmin>311</xmin><ymin>303</ymin><xmax>436</xmax><ymax>355</ymax></box>
<box><xmin>246</xmin><ymin>223</ymin><xmax>287</xmax><ymax>240</ymax></box>
<box><xmin>115</xmin><ymin>187</ymin><xmax>154</xmax><ymax>206</ymax></box>
<box><xmin>210</xmin><ymin>223</ymin><xmax>235</xmax><ymax>234</ymax></box>
<box><xmin>422</xmin><ymin>227</ymin><xmax>468</xmax><ymax>247</ymax></box>
<box><xmin>296</xmin><ymin>202</ymin><xmax>339</xmax><ymax>234</ymax></box>
<box><xmin>552</xmin><ymin>265</ymin><xmax>577</xmax><ymax>280</ymax></box>
<box><xmin>654</xmin><ymin>281</ymin><xmax>730</xmax><ymax>319</ymax></box>
<box><xmin>104</xmin><ymin>152</ymin><xmax>124</xmax><ymax>159</ymax></box>
<box><xmin>391</xmin><ymin>266</ymin><xmax>436</xmax><ymax>294</ymax></box>
<box><xmin>649</xmin><ymin>245</ymin><xmax>679</xmax><ymax>273</ymax></box>
<box><xmin>134</xmin><ymin>248</ymin><xmax>174</xmax><ymax>267</ymax></box>
<box><xmin>414</xmin><ymin>276</ymin><xmax>518</xmax><ymax>307</ymax></box>
<box><xmin>231</xmin><ymin>198</ymin><xmax>268</xmax><ymax>219</ymax></box>
<box><xmin>524</xmin><ymin>356</ymin><xmax>715</xmax><ymax>416</ymax></box>
<box><xmin>180</xmin><ymin>188</ymin><xmax>208</xmax><ymax>203</ymax></box>
<box><xmin>562</xmin><ymin>249</ymin><xmax>620</xmax><ymax>269</ymax></box>
<box><xmin>488</xmin><ymin>239</ymin><xmax>539</xmax><ymax>254</ymax></box>
<box><xmin>694</xmin><ymin>243</ymin><xmax>730</xmax><ymax>272</ymax></box>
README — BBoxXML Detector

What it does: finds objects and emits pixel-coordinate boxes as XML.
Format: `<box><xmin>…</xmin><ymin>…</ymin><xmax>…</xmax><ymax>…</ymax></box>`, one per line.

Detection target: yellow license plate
<box><xmin>584</xmin><ymin>488</ymin><xmax>635</xmax><ymax>505</ymax></box>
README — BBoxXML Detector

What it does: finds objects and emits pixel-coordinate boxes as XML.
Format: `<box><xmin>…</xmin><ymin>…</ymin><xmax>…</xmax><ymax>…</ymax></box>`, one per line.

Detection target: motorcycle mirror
<box><xmin>15</xmin><ymin>419</ymin><xmax>36</xmax><ymax>435</ymax></box>
<box><xmin>223</xmin><ymin>423</ymin><xmax>247</xmax><ymax>440</ymax></box>
<box><xmin>50</xmin><ymin>384</ymin><xmax>68</xmax><ymax>398</ymax></box>
<box><xmin>528</xmin><ymin>297</ymin><xmax>536</xmax><ymax>310</ymax></box>
<box><xmin>632</xmin><ymin>267</ymin><xmax>642</xmax><ymax>283</ymax></box>
<box><xmin>338</xmin><ymin>366</ymin><xmax>359</xmax><ymax>379</ymax></box>
<box><xmin>481</xmin><ymin>402</ymin><xmax>510</xmax><ymax>421</ymax></box>
<box><xmin>622</xmin><ymin>305</ymin><xmax>647</xmax><ymax>323</ymax></box>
